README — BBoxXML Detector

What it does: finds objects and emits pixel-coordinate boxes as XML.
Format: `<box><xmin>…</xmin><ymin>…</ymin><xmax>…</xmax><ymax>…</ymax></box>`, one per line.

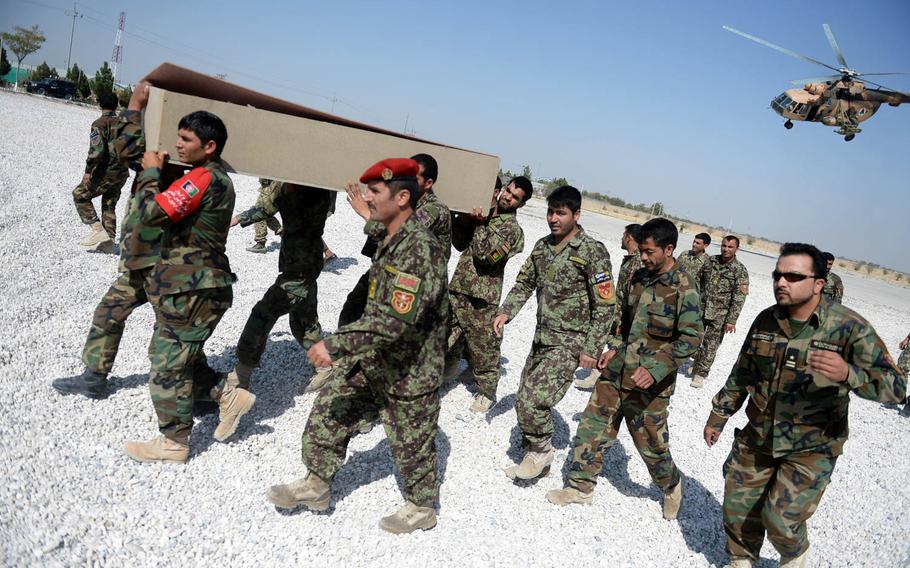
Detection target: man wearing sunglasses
<box><xmin>704</xmin><ymin>243</ymin><xmax>906</xmax><ymax>568</ymax></box>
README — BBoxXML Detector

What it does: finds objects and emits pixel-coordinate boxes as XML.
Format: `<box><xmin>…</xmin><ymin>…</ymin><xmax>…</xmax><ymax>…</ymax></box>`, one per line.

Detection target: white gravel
<box><xmin>1</xmin><ymin>90</ymin><xmax>908</xmax><ymax>567</ymax></box>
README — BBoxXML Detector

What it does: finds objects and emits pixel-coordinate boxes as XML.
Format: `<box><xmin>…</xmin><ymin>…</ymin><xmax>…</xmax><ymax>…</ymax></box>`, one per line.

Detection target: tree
<box><xmin>117</xmin><ymin>85</ymin><xmax>132</xmax><ymax>108</ymax></box>
<box><xmin>1</xmin><ymin>25</ymin><xmax>46</xmax><ymax>90</ymax></box>
<box><xmin>31</xmin><ymin>60</ymin><xmax>58</xmax><ymax>80</ymax></box>
<box><xmin>0</xmin><ymin>47</ymin><xmax>11</xmax><ymax>78</ymax></box>
<box><xmin>67</xmin><ymin>63</ymin><xmax>90</xmax><ymax>99</ymax></box>
<box><xmin>520</xmin><ymin>164</ymin><xmax>533</xmax><ymax>180</ymax></box>
<box><xmin>91</xmin><ymin>61</ymin><xmax>114</xmax><ymax>97</ymax></box>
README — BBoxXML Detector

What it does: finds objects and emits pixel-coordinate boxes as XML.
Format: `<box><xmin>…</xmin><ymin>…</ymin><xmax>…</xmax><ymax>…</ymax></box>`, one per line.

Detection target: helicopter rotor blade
<box><xmin>791</xmin><ymin>75</ymin><xmax>843</xmax><ymax>85</ymax></box>
<box><xmin>858</xmin><ymin>72</ymin><xmax>910</xmax><ymax>76</ymax></box>
<box><xmin>822</xmin><ymin>24</ymin><xmax>849</xmax><ymax>69</ymax></box>
<box><xmin>857</xmin><ymin>77</ymin><xmax>905</xmax><ymax>91</ymax></box>
<box><xmin>723</xmin><ymin>25</ymin><xmax>841</xmax><ymax>73</ymax></box>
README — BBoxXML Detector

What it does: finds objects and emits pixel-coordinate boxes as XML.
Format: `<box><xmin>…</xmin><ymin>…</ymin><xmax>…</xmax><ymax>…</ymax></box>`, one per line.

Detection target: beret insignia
<box><xmin>382</xmin><ymin>168</ymin><xmax>393</xmax><ymax>181</ymax></box>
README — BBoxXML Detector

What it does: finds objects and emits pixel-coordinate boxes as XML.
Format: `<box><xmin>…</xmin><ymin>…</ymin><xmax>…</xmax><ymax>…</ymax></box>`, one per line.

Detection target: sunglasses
<box><xmin>772</xmin><ymin>271</ymin><xmax>815</xmax><ymax>283</ymax></box>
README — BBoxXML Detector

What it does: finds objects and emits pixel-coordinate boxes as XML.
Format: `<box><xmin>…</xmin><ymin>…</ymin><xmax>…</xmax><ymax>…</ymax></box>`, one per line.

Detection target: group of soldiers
<box><xmin>53</xmin><ymin>84</ymin><xmax>908</xmax><ymax>566</ymax></box>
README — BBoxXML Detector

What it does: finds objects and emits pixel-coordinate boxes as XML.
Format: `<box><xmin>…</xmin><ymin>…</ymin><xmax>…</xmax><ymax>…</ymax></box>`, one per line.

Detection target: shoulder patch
<box><xmin>153</xmin><ymin>167</ymin><xmax>212</xmax><ymax>222</ymax></box>
<box><xmin>594</xmin><ymin>272</ymin><xmax>610</xmax><ymax>284</ymax></box>
<box><xmin>596</xmin><ymin>280</ymin><xmax>614</xmax><ymax>301</ymax></box>
<box><xmin>90</xmin><ymin>127</ymin><xmax>102</xmax><ymax>146</ymax></box>
<box><xmin>391</xmin><ymin>290</ymin><xmax>416</xmax><ymax>315</ymax></box>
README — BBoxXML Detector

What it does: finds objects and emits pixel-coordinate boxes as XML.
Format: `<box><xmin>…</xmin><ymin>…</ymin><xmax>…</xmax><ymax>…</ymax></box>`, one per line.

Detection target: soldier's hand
<box><xmin>307</xmin><ymin>340</ymin><xmax>333</xmax><ymax>368</ymax></box>
<box><xmin>901</xmin><ymin>335</ymin><xmax>910</xmax><ymax>350</ymax></box>
<box><xmin>230</xmin><ymin>216</ymin><xmax>239</xmax><ymax>228</ymax></box>
<box><xmin>141</xmin><ymin>151</ymin><xmax>168</xmax><ymax>170</ymax></box>
<box><xmin>492</xmin><ymin>314</ymin><xmax>509</xmax><ymax>338</ymax></box>
<box><xmin>724</xmin><ymin>323</ymin><xmax>736</xmax><ymax>333</ymax></box>
<box><xmin>597</xmin><ymin>350</ymin><xmax>617</xmax><ymax>370</ymax></box>
<box><xmin>345</xmin><ymin>182</ymin><xmax>370</xmax><ymax>220</ymax></box>
<box><xmin>578</xmin><ymin>354</ymin><xmax>597</xmax><ymax>369</ymax></box>
<box><xmin>704</xmin><ymin>426</ymin><xmax>721</xmax><ymax>447</ymax></box>
<box><xmin>469</xmin><ymin>207</ymin><xmax>487</xmax><ymax>222</ymax></box>
<box><xmin>129</xmin><ymin>81</ymin><xmax>151</xmax><ymax>111</ymax></box>
<box><xmin>630</xmin><ymin>366</ymin><xmax>655</xmax><ymax>389</ymax></box>
<box><xmin>808</xmin><ymin>350</ymin><xmax>849</xmax><ymax>383</ymax></box>
<box><xmin>82</xmin><ymin>173</ymin><xmax>92</xmax><ymax>185</ymax></box>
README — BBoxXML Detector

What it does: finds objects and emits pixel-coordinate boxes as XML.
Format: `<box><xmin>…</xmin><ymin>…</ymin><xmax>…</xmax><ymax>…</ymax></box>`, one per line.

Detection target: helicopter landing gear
<box><xmin>844</xmin><ymin>134</ymin><xmax>855</xmax><ymax>142</ymax></box>
<box><xmin>784</xmin><ymin>120</ymin><xmax>793</xmax><ymax>130</ymax></box>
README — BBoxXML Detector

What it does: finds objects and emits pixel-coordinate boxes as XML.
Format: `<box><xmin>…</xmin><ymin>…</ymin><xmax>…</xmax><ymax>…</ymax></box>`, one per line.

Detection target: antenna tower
<box><xmin>111</xmin><ymin>12</ymin><xmax>126</xmax><ymax>84</ymax></box>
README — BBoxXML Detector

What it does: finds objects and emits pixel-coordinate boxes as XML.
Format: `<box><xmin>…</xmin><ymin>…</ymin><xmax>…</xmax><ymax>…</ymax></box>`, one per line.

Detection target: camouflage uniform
<box><xmin>821</xmin><ymin>271</ymin><xmax>844</xmax><ymax>303</ymax></box>
<box><xmin>707</xmin><ymin>299</ymin><xmax>906</xmax><ymax>563</ymax></box>
<box><xmin>499</xmin><ymin>227</ymin><xmax>615</xmax><ymax>451</ymax></box>
<box><xmin>338</xmin><ymin>189</ymin><xmax>452</xmax><ymax>327</ymax></box>
<box><xmin>676</xmin><ymin>250</ymin><xmax>708</xmax><ymax>286</ymax></box>
<box><xmin>447</xmin><ymin>209</ymin><xmax>524</xmax><ymax>399</ymax></box>
<box><xmin>692</xmin><ymin>255</ymin><xmax>749</xmax><ymax>377</ymax></box>
<box><xmin>567</xmin><ymin>262</ymin><xmax>703</xmax><ymax>492</ymax></box>
<box><xmin>608</xmin><ymin>251</ymin><xmax>642</xmax><ymax>337</ymax></box>
<box><xmin>72</xmin><ymin>110</ymin><xmax>130</xmax><ymax>239</ymax></box>
<box><xmin>302</xmin><ymin>214</ymin><xmax>448</xmax><ymax>507</ymax></box>
<box><xmin>233</xmin><ymin>183</ymin><xmax>334</xmax><ymax>383</ymax></box>
<box><xmin>252</xmin><ymin>178</ymin><xmax>283</xmax><ymax>247</ymax></box>
<box><xmin>900</xmin><ymin>334</ymin><xmax>910</xmax><ymax>376</ymax></box>
<box><xmin>134</xmin><ymin>159</ymin><xmax>237</xmax><ymax>445</ymax></box>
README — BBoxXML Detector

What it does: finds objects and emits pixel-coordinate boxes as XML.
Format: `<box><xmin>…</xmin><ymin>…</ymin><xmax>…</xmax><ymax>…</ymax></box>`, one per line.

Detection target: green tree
<box><xmin>31</xmin><ymin>60</ymin><xmax>58</xmax><ymax>80</ymax></box>
<box><xmin>91</xmin><ymin>61</ymin><xmax>114</xmax><ymax>97</ymax></box>
<box><xmin>1</xmin><ymin>25</ymin><xmax>46</xmax><ymax>89</ymax></box>
<box><xmin>67</xmin><ymin>63</ymin><xmax>90</xmax><ymax>99</ymax></box>
<box><xmin>0</xmin><ymin>46</ymin><xmax>11</xmax><ymax>77</ymax></box>
<box><xmin>117</xmin><ymin>85</ymin><xmax>132</xmax><ymax>108</ymax></box>
<box><xmin>520</xmin><ymin>164</ymin><xmax>533</xmax><ymax>180</ymax></box>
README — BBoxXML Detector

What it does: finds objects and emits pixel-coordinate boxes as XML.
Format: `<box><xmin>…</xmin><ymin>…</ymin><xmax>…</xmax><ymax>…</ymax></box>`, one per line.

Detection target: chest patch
<box><xmin>752</xmin><ymin>331</ymin><xmax>776</xmax><ymax>342</ymax></box>
<box><xmin>810</xmin><ymin>340</ymin><xmax>843</xmax><ymax>354</ymax></box>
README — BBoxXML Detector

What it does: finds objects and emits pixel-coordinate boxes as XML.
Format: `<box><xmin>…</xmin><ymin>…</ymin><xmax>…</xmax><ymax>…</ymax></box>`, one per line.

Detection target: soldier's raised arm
<box><xmin>581</xmin><ymin>241</ymin><xmax>615</xmax><ymax>360</ymax></box>
<box><xmin>726</xmin><ymin>264</ymin><xmax>749</xmax><ymax>326</ymax></box>
<box><xmin>235</xmin><ymin>181</ymin><xmax>284</xmax><ymax>227</ymax></box>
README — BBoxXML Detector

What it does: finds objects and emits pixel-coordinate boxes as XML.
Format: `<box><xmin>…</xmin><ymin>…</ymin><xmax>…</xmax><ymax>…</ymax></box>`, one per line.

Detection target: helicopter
<box><xmin>723</xmin><ymin>24</ymin><xmax>910</xmax><ymax>141</ymax></box>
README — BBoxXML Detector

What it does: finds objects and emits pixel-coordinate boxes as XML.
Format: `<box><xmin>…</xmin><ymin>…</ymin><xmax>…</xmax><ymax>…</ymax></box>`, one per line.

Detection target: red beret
<box><xmin>359</xmin><ymin>158</ymin><xmax>420</xmax><ymax>184</ymax></box>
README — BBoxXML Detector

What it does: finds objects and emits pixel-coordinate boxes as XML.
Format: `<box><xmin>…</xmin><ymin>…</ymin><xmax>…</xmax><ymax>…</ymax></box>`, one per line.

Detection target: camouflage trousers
<box><xmin>516</xmin><ymin>343</ymin><xmax>579</xmax><ymax>452</ymax></box>
<box><xmin>898</xmin><ymin>344</ymin><xmax>910</xmax><ymax>375</ymax></box>
<box><xmin>302</xmin><ymin>364</ymin><xmax>440</xmax><ymax>507</ymax></box>
<box><xmin>693</xmin><ymin>318</ymin><xmax>726</xmax><ymax>377</ymax></box>
<box><xmin>446</xmin><ymin>291</ymin><xmax>501</xmax><ymax>399</ymax></box>
<box><xmin>82</xmin><ymin>268</ymin><xmax>153</xmax><ymax>374</ymax></box>
<box><xmin>253</xmin><ymin>184</ymin><xmax>282</xmax><ymax>245</ymax></box>
<box><xmin>72</xmin><ymin>170</ymin><xmax>129</xmax><ymax>239</ymax></box>
<box><xmin>148</xmin><ymin>287</ymin><xmax>233</xmax><ymax>445</ymax></box>
<box><xmin>235</xmin><ymin>273</ymin><xmax>322</xmax><ymax>386</ymax></box>
<box><xmin>722</xmin><ymin>434</ymin><xmax>838</xmax><ymax>561</ymax></box>
<box><xmin>338</xmin><ymin>271</ymin><xmax>370</xmax><ymax>327</ymax></box>
<box><xmin>567</xmin><ymin>379</ymin><xmax>680</xmax><ymax>493</ymax></box>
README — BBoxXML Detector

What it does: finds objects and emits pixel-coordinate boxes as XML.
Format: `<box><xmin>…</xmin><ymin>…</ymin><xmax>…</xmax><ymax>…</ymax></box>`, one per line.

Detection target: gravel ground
<box><xmin>1</xmin><ymin>90</ymin><xmax>908</xmax><ymax>567</ymax></box>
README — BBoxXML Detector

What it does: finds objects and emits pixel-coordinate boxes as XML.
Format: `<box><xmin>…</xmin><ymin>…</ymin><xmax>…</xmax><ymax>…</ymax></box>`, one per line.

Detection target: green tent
<box><xmin>1</xmin><ymin>67</ymin><xmax>31</xmax><ymax>85</ymax></box>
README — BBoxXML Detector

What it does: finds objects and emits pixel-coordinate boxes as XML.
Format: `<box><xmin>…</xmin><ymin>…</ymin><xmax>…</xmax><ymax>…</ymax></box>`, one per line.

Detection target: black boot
<box><xmin>900</xmin><ymin>398</ymin><xmax>910</xmax><ymax>418</ymax></box>
<box><xmin>52</xmin><ymin>369</ymin><xmax>109</xmax><ymax>399</ymax></box>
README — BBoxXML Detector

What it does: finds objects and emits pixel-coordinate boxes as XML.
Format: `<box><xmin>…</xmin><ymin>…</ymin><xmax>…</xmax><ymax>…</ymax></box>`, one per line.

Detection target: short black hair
<box><xmin>822</xmin><ymin>251</ymin><xmax>835</xmax><ymax>262</ymax></box>
<box><xmin>695</xmin><ymin>232</ymin><xmax>711</xmax><ymax>245</ymax></box>
<box><xmin>388</xmin><ymin>178</ymin><xmax>419</xmax><ymax>209</ymax></box>
<box><xmin>780</xmin><ymin>243</ymin><xmax>827</xmax><ymax>278</ymax></box>
<box><xmin>510</xmin><ymin>176</ymin><xmax>534</xmax><ymax>202</ymax></box>
<box><xmin>624</xmin><ymin>223</ymin><xmax>643</xmax><ymax>243</ymax></box>
<box><xmin>494</xmin><ymin>176</ymin><xmax>503</xmax><ymax>190</ymax></box>
<box><xmin>723</xmin><ymin>235</ymin><xmax>741</xmax><ymax>247</ymax></box>
<box><xmin>640</xmin><ymin>217</ymin><xmax>678</xmax><ymax>248</ymax></box>
<box><xmin>410</xmin><ymin>153</ymin><xmax>438</xmax><ymax>183</ymax></box>
<box><xmin>547</xmin><ymin>185</ymin><xmax>581</xmax><ymax>213</ymax></box>
<box><xmin>178</xmin><ymin>111</ymin><xmax>228</xmax><ymax>157</ymax></box>
<box><xmin>98</xmin><ymin>92</ymin><xmax>118</xmax><ymax>110</ymax></box>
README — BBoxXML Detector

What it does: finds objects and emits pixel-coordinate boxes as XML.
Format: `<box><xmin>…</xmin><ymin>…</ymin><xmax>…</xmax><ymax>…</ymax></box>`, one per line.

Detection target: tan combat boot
<box><xmin>469</xmin><ymin>392</ymin><xmax>494</xmax><ymax>413</ymax></box>
<box><xmin>214</xmin><ymin>384</ymin><xmax>256</xmax><ymax>442</ymax></box>
<box><xmin>723</xmin><ymin>558</ymin><xmax>753</xmax><ymax>568</ymax></box>
<box><xmin>79</xmin><ymin>222</ymin><xmax>110</xmax><ymax>247</ymax></box>
<box><xmin>124</xmin><ymin>436</ymin><xmax>189</xmax><ymax>463</ymax></box>
<box><xmin>546</xmin><ymin>486</ymin><xmax>594</xmax><ymax>506</ymax></box>
<box><xmin>379</xmin><ymin>502</ymin><xmax>437</xmax><ymax>534</ymax></box>
<box><xmin>506</xmin><ymin>444</ymin><xmax>555</xmax><ymax>480</ymax></box>
<box><xmin>304</xmin><ymin>365</ymin><xmax>334</xmax><ymax>393</ymax></box>
<box><xmin>266</xmin><ymin>472</ymin><xmax>331</xmax><ymax>511</ymax></box>
<box><xmin>662</xmin><ymin>475</ymin><xmax>685</xmax><ymax>520</ymax></box>
<box><xmin>779</xmin><ymin>549</ymin><xmax>809</xmax><ymax>568</ymax></box>
<box><xmin>690</xmin><ymin>375</ymin><xmax>706</xmax><ymax>388</ymax></box>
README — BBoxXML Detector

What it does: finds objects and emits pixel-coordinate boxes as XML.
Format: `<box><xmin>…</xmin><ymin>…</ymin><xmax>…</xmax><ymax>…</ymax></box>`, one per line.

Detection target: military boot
<box><xmin>214</xmin><ymin>384</ymin><xmax>256</xmax><ymax>442</ymax></box>
<box><xmin>779</xmin><ymin>549</ymin><xmax>809</xmax><ymax>568</ymax></box>
<box><xmin>51</xmin><ymin>369</ymin><xmax>109</xmax><ymax>399</ymax></box>
<box><xmin>266</xmin><ymin>472</ymin><xmax>331</xmax><ymax>511</ymax></box>
<box><xmin>379</xmin><ymin>502</ymin><xmax>437</xmax><ymax>534</ymax></box>
<box><xmin>662</xmin><ymin>475</ymin><xmax>685</xmax><ymax>520</ymax></box>
<box><xmin>124</xmin><ymin>436</ymin><xmax>189</xmax><ymax>463</ymax></box>
<box><xmin>723</xmin><ymin>558</ymin><xmax>753</xmax><ymax>568</ymax></box>
<box><xmin>469</xmin><ymin>392</ymin><xmax>494</xmax><ymax>413</ymax></box>
<box><xmin>546</xmin><ymin>486</ymin><xmax>594</xmax><ymax>506</ymax></box>
<box><xmin>899</xmin><ymin>399</ymin><xmax>910</xmax><ymax>418</ymax></box>
<box><xmin>690</xmin><ymin>375</ymin><xmax>706</xmax><ymax>389</ymax></box>
<box><xmin>303</xmin><ymin>366</ymin><xmax>334</xmax><ymax>393</ymax></box>
<box><xmin>246</xmin><ymin>242</ymin><xmax>266</xmax><ymax>253</ymax></box>
<box><xmin>79</xmin><ymin>222</ymin><xmax>109</xmax><ymax>247</ymax></box>
<box><xmin>507</xmin><ymin>444</ymin><xmax>555</xmax><ymax>480</ymax></box>
<box><xmin>93</xmin><ymin>238</ymin><xmax>116</xmax><ymax>254</ymax></box>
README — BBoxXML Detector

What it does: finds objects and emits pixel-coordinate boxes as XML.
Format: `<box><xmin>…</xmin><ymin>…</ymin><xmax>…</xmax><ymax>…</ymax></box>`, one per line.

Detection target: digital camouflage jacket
<box><xmin>449</xmin><ymin>210</ymin><xmax>524</xmax><ymax>304</ymax></box>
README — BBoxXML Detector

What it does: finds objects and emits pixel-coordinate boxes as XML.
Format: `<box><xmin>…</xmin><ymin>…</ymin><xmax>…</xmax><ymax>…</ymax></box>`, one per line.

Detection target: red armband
<box><xmin>154</xmin><ymin>167</ymin><xmax>212</xmax><ymax>222</ymax></box>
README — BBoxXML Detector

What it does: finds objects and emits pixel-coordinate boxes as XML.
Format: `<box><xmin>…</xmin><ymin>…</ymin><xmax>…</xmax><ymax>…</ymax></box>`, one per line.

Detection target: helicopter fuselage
<box><xmin>770</xmin><ymin>86</ymin><xmax>881</xmax><ymax>126</ymax></box>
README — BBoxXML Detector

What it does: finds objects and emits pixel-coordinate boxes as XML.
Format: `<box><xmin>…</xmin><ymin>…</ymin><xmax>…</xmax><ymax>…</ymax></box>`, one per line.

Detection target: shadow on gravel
<box><xmin>322</xmin><ymin>256</ymin><xmax>358</xmax><ymax>274</ymax></box>
<box><xmin>676</xmin><ymin>474</ymin><xmax>727</xmax><ymax>567</ymax></box>
<box><xmin>108</xmin><ymin>372</ymin><xmax>150</xmax><ymax>393</ymax></box>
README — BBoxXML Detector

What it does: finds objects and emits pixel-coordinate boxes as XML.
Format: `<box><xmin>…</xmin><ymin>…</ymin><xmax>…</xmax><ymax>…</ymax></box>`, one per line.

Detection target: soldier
<box><xmin>447</xmin><ymin>175</ymin><xmax>532</xmax><ymax>412</ymax></box>
<box><xmin>492</xmin><ymin>185</ymin><xmax>615</xmax><ymax>480</ymax></box>
<box><xmin>122</xmin><ymin>109</ymin><xmax>240</xmax><ymax>464</ymax></box>
<box><xmin>73</xmin><ymin>92</ymin><xmax>130</xmax><ymax>253</ymax></box>
<box><xmin>820</xmin><ymin>252</ymin><xmax>844</xmax><ymax>303</ymax></box>
<box><xmin>691</xmin><ymin>235</ymin><xmax>749</xmax><ymax>388</ymax></box>
<box><xmin>899</xmin><ymin>333</ymin><xmax>910</xmax><ymax>417</ymax></box>
<box><xmin>546</xmin><ymin>218</ymin><xmax>703</xmax><ymax>521</ymax></box>
<box><xmin>677</xmin><ymin>232</ymin><xmax>711</xmax><ymax>278</ymax></box>
<box><xmin>266</xmin><ymin>158</ymin><xmax>448</xmax><ymax>534</ymax></box>
<box><xmin>338</xmin><ymin>153</ymin><xmax>451</xmax><ymax>327</ymax></box>
<box><xmin>575</xmin><ymin>223</ymin><xmax>642</xmax><ymax>389</ymax></box>
<box><xmin>245</xmin><ymin>178</ymin><xmax>283</xmax><ymax>253</ymax></box>
<box><xmin>218</xmin><ymin>181</ymin><xmax>335</xmax><ymax>440</ymax></box>
<box><xmin>704</xmin><ymin>243</ymin><xmax>906</xmax><ymax>568</ymax></box>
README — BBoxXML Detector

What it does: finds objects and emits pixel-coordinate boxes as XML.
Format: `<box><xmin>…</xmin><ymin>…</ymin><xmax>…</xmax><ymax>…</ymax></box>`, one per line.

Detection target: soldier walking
<box><xmin>266</xmin><ymin>158</ymin><xmax>448</xmax><ymax>534</ymax></box>
<box><xmin>677</xmin><ymin>232</ymin><xmax>711</xmax><ymax>279</ymax></box>
<box><xmin>546</xmin><ymin>218</ymin><xmax>703</xmax><ymax>521</ymax></box>
<box><xmin>245</xmin><ymin>178</ymin><xmax>283</xmax><ymax>253</ymax></box>
<box><xmin>73</xmin><ymin>92</ymin><xmax>130</xmax><ymax>253</ymax></box>
<box><xmin>820</xmin><ymin>252</ymin><xmax>844</xmax><ymax>303</ymax></box>
<box><xmin>704</xmin><ymin>243</ymin><xmax>906</xmax><ymax>568</ymax></box>
<box><xmin>898</xmin><ymin>332</ymin><xmax>910</xmax><ymax>417</ymax></box>
<box><xmin>492</xmin><ymin>186</ymin><xmax>615</xmax><ymax>480</ymax></box>
<box><xmin>447</xmin><ymin>176</ymin><xmax>531</xmax><ymax>412</ymax></box>
<box><xmin>691</xmin><ymin>235</ymin><xmax>749</xmax><ymax>388</ymax></box>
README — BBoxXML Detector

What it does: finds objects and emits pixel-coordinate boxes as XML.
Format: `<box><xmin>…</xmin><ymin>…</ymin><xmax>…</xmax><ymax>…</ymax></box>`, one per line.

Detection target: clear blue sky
<box><xmin>4</xmin><ymin>0</ymin><xmax>910</xmax><ymax>271</ymax></box>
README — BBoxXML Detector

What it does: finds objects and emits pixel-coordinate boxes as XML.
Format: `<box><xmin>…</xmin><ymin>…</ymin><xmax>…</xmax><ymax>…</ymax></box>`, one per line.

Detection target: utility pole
<box><xmin>65</xmin><ymin>2</ymin><xmax>83</xmax><ymax>74</ymax></box>
<box><xmin>331</xmin><ymin>95</ymin><xmax>338</xmax><ymax>113</ymax></box>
